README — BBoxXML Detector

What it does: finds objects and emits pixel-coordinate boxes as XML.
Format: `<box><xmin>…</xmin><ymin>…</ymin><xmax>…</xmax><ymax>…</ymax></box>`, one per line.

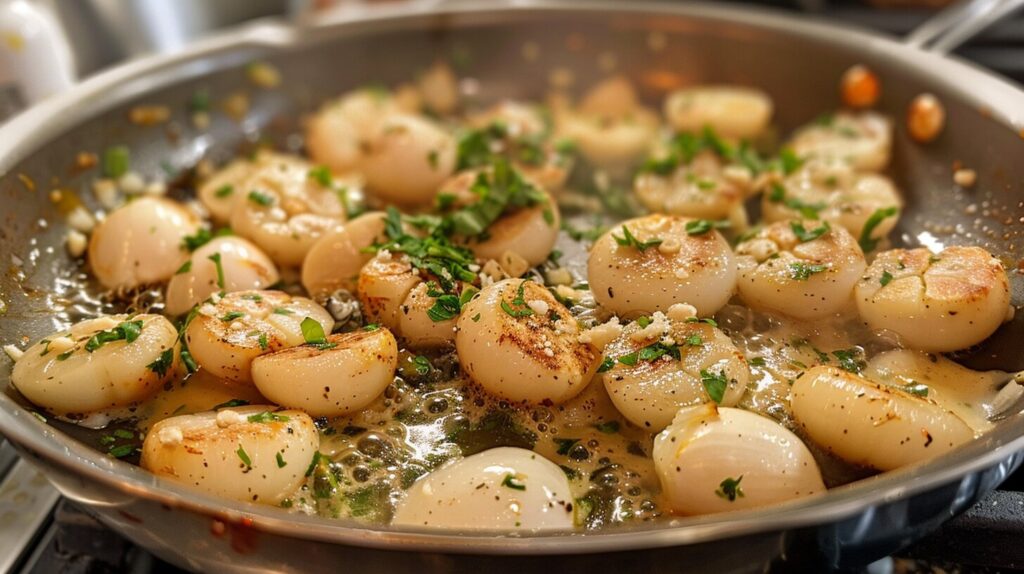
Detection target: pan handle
<box><xmin>904</xmin><ymin>0</ymin><xmax>1024</xmax><ymax>54</ymax></box>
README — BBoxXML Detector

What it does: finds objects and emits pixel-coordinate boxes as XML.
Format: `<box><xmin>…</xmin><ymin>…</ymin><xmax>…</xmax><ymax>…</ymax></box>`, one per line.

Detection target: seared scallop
<box><xmin>392</xmin><ymin>447</ymin><xmax>574</xmax><ymax>530</ymax></box>
<box><xmin>301</xmin><ymin>211</ymin><xmax>389</xmax><ymax>297</ymax></box>
<box><xmin>761</xmin><ymin>159</ymin><xmax>902</xmax><ymax>248</ymax></box>
<box><xmin>456</xmin><ymin>279</ymin><xmax>601</xmax><ymax>404</ymax></box>
<box><xmin>602</xmin><ymin>313</ymin><xmax>749</xmax><ymax>430</ymax></box>
<box><xmin>356</xmin><ymin>252</ymin><xmax>423</xmax><ymax>331</ymax></box>
<box><xmin>791</xmin><ymin>366</ymin><xmax>975</xmax><ymax>470</ymax></box>
<box><xmin>735</xmin><ymin>220</ymin><xmax>866</xmax><ymax>320</ymax></box>
<box><xmin>787</xmin><ymin>111</ymin><xmax>892</xmax><ymax>172</ymax></box>
<box><xmin>663</xmin><ymin>86</ymin><xmax>773</xmax><ymax>139</ymax></box>
<box><xmin>141</xmin><ymin>405</ymin><xmax>318</xmax><ymax>504</ymax></box>
<box><xmin>88</xmin><ymin>197</ymin><xmax>200</xmax><ymax>290</ymax></box>
<box><xmin>184</xmin><ymin>290</ymin><xmax>333</xmax><ymax>384</ymax></box>
<box><xmin>588</xmin><ymin>214</ymin><xmax>738</xmax><ymax>318</ymax></box>
<box><xmin>855</xmin><ymin>246</ymin><xmax>1011</xmax><ymax>352</ymax></box>
<box><xmin>634</xmin><ymin>150</ymin><xmax>749</xmax><ymax>222</ymax></box>
<box><xmin>360</xmin><ymin>114</ymin><xmax>456</xmax><ymax>206</ymax></box>
<box><xmin>654</xmin><ymin>404</ymin><xmax>824</xmax><ymax>515</ymax></box>
<box><xmin>11</xmin><ymin>314</ymin><xmax>178</xmax><ymax>416</ymax></box>
<box><xmin>252</xmin><ymin>327</ymin><xmax>398</xmax><ymax>416</ymax></box>
<box><xmin>165</xmin><ymin>236</ymin><xmax>279</xmax><ymax>316</ymax></box>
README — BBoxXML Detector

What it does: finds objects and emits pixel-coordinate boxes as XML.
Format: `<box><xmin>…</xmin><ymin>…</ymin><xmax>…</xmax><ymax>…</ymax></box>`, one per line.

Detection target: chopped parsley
<box><xmin>789</xmin><ymin>262</ymin><xmax>828</xmax><ymax>281</ymax></box>
<box><xmin>213</xmin><ymin>399</ymin><xmax>250</xmax><ymax>410</ymax></box>
<box><xmin>597</xmin><ymin>356</ymin><xmax>616</xmax><ymax>373</ymax></box>
<box><xmin>790</xmin><ymin>220</ymin><xmax>831</xmax><ymax>243</ymax></box>
<box><xmin>175</xmin><ymin>260</ymin><xmax>192</xmax><ymax>275</ymax></box>
<box><xmin>300</xmin><ymin>317</ymin><xmax>335</xmax><ymax>350</ymax></box>
<box><xmin>595</xmin><ymin>420</ymin><xmax>620</xmax><ymax>434</ymax></box>
<box><xmin>880</xmin><ymin>270</ymin><xmax>894</xmax><ymax>286</ymax></box>
<box><xmin>444</xmin><ymin>159</ymin><xmax>550</xmax><ymax>237</ymax></box>
<box><xmin>501</xmin><ymin>473</ymin><xmax>526</xmax><ymax>491</ymax></box>
<box><xmin>257</xmin><ymin>332</ymin><xmax>269</xmax><ymax>350</ymax></box>
<box><xmin>247</xmin><ymin>412</ymin><xmax>291</xmax><ymax>424</ymax></box>
<box><xmin>685</xmin><ymin>219</ymin><xmax>730</xmax><ymax>236</ymax></box>
<box><xmin>685</xmin><ymin>317</ymin><xmax>718</xmax><ymax>327</ymax></box>
<box><xmin>412</xmin><ymin>355</ymin><xmax>432</xmax><ymax>376</ymax></box>
<box><xmin>247</xmin><ymin>190</ymin><xmax>274</xmax><ymax>206</ymax></box>
<box><xmin>700</xmin><ymin>369</ymin><xmax>729</xmax><ymax>404</ymax></box>
<box><xmin>85</xmin><ymin>320</ymin><xmax>143</xmax><ymax>352</ymax></box>
<box><xmin>716</xmin><ymin>476</ymin><xmax>745</xmax><ymax>501</ymax></box>
<box><xmin>500</xmin><ymin>281</ymin><xmax>535</xmax><ymax>318</ymax></box>
<box><xmin>777</xmin><ymin>148</ymin><xmax>804</xmax><ymax>175</ymax></box>
<box><xmin>276</xmin><ymin>452</ymin><xmax>287</xmax><ymax>468</ymax></box>
<box><xmin>832</xmin><ymin>348</ymin><xmax>866</xmax><ymax>374</ymax></box>
<box><xmin>639</xmin><ymin>127</ymin><xmax>758</xmax><ymax>175</ymax></box>
<box><xmin>220</xmin><ymin>311</ymin><xmax>245</xmax><ymax>322</ymax></box>
<box><xmin>859</xmin><ymin>206</ymin><xmax>899</xmax><ymax>252</ymax></box>
<box><xmin>307</xmin><ymin>165</ymin><xmax>333</xmax><ymax>187</ymax></box>
<box><xmin>768</xmin><ymin>183</ymin><xmax>824</xmax><ymax>219</ymax></box>
<box><xmin>207</xmin><ymin>252</ymin><xmax>225</xmax><ymax>289</ymax></box>
<box><xmin>272</xmin><ymin>307</ymin><xmax>293</xmax><ymax>315</ymax></box>
<box><xmin>102</xmin><ymin>146</ymin><xmax>130</xmax><ymax>179</ymax></box>
<box><xmin>749</xmin><ymin>357</ymin><xmax>767</xmax><ymax>367</ymax></box>
<box><xmin>613</xmin><ymin>225</ymin><xmax>662</xmax><ymax>252</ymax></box>
<box><xmin>236</xmin><ymin>445</ymin><xmax>252</xmax><ymax>468</ymax></box>
<box><xmin>146</xmin><ymin>348</ymin><xmax>174</xmax><ymax>377</ymax></box>
<box><xmin>684</xmin><ymin>333</ymin><xmax>704</xmax><ymax>347</ymax></box>
<box><xmin>214</xmin><ymin>184</ymin><xmax>234</xmax><ymax>198</ymax></box>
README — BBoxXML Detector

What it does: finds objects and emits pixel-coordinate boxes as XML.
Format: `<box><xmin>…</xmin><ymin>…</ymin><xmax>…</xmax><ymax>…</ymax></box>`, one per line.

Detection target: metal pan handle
<box><xmin>905</xmin><ymin>0</ymin><xmax>1024</xmax><ymax>54</ymax></box>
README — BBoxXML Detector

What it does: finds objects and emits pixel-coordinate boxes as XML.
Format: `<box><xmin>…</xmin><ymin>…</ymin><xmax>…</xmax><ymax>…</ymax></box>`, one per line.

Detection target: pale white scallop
<box><xmin>791</xmin><ymin>366</ymin><xmax>975</xmax><ymax>470</ymax></box>
<box><xmin>356</xmin><ymin>253</ymin><xmax>422</xmax><ymax>331</ymax></box>
<box><xmin>360</xmin><ymin>114</ymin><xmax>456</xmax><ymax>206</ymax></box>
<box><xmin>184</xmin><ymin>290</ymin><xmax>333</xmax><ymax>384</ymax></box>
<box><xmin>165</xmin><ymin>236</ymin><xmax>280</xmax><ymax>316</ymax></box>
<box><xmin>464</xmin><ymin>199</ymin><xmax>560</xmax><ymax>268</ymax></box>
<box><xmin>588</xmin><ymin>214</ymin><xmax>738</xmax><ymax>318</ymax></box>
<box><xmin>197</xmin><ymin>152</ymin><xmax>290</xmax><ymax>223</ymax></box>
<box><xmin>735</xmin><ymin>220</ymin><xmax>866</xmax><ymax>320</ymax></box>
<box><xmin>663</xmin><ymin>86</ymin><xmax>773</xmax><ymax>139</ymax></box>
<box><xmin>391</xmin><ymin>447</ymin><xmax>574</xmax><ymax>530</ymax></box>
<box><xmin>456</xmin><ymin>279</ymin><xmax>600</xmax><ymax>404</ymax></box>
<box><xmin>306</xmin><ymin>88</ymin><xmax>412</xmax><ymax>173</ymax></box>
<box><xmin>634</xmin><ymin>151</ymin><xmax>749</xmax><ymax>221</ymax></box>
<box><xmin>141</xmin><ymin>406</ymin><xmax>318</xmax><ymax>505</ymax></box>
<box><xmin>653</xmin><ymin>405</ymin><xmax>825</xmax><ymax>515</ymax></box>
<box><xmin>855</xmin><ymin>246</ymin><xmax>1010</xmax><ymax>352</ymax></box>
<box><xmin>787</xmin><ymin>111</ymin><xmax>892</xmax><ymax>171</ymax></box>
<box><xmin>556</xmin><ymin>76</ymin><xmax>659</xmax><ymax>170</ymax></box>
<box><xmin>761</xmin><ymin>159</ymin><xmax>902</xmax><ymax>244</ymax></box>
<box><xmin>251</xmin><ymin>327</ymin><xmax>398</xmax><ymax>416</ymax></box>
<box><xmin>301</xmin><ymin>211</ymin><xmax>389</xmax><ymax>297</ymax></box>
<box><xmin>602</xmin><ymin>315</ymin><xmax>748</xmax><ymax>430</ymax></box>
<box><xmin>88</xmin><ymin>197</ymin><xmax>200</xmax><ymax>290</ymax></box>
<box><xmin>229</xmin><ymin>154</ymin><xmax>346</xmax><ymax>267</ymax></box>
<box><xmin>11</xmin><ymin>314</ymin><xmax>177</xmax><ymax>416</ymax></box>
<box><xmin>417</xmin><ymin>61</ymin><xmax>459</xmax><ymax>115</ymax></box>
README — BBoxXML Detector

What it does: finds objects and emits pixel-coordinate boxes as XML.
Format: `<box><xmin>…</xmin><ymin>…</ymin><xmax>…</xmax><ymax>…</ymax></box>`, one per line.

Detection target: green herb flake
<box><xmin>85</xmin><ymin>320</ymin><xmax>144</xmax><ymax>352</ymax></box>
<box><xmin>308</xmin><ymin>166</ymin><xmax>333</xmax><ymax>187</ymax></box>
<box><xmin>146</xmin><ymin>348</ymin><xmax>174</xmax><ymax>377</ymax></box>
<box><xmin>500</xmin><ymin>281</ymin><xmax>535</xmax><ymax>318</ymax></box>
<box><xmin>832</xmin><ymin>348</ymin><xmax>865</xmax><ymax>374</ymax></box>
<box><xmin>685</xmin><ymin>334</ymin><xmax>703</xmax><ymax>347</ymax></box>
<box><xmin>220</xmin><ymin>311</ymin><xmax>245</xmax><ymax>322</ymax></box>
<box><xmin>412</xmin><ymin>355</ymin><xmax>432</xmax><ymax>376</ymax></box>
<box><xmin>175</xmin><ymin>260</ymin><xmax>192</xmax><ymax>275</ymax></box>
<box><xmin>700</xmin><ymin>369</ymin><xmax>729</xmax><ymax>404</ymax></box>
<box><xmin>597</xmin><ymin>356</ymin><xmax>616</xmax><ymax>373</ymax></box>
<box><xmin>276</xmin><ymin>452</ymin><xmax>287</xmax><ymax>468</ymax></box>
<box><xmin>247</xmin><ymin>190</ymin><xmax>274</xmax><ymax>207</ymax></box>
<box><xmin>749</xmin><ymin>357</ymin><xmax>767</xmax><ymax>367</ymax></box>
<box><xmin>213</xmin><ymin>398</ymin><xmax>250</xmax><ymax>410</ymax></box>
<box><xmin>214</xmin><ymin>184</ymin><xmax>234</xmax><ymax>198</ymax></box>
<box><xmin>207</xmin><ymin>252</ymin><xmax>225</xmax><ymax>289</ymax></box>
<box><xmin>501</xmin><ymin>473</ymin><xmax>526</xmax><ymax>491</ymax></box>
<box><xmin>685</xmin><ymin>219</ymin><xmax>730</xmax><ymax>236</ymax></box>
<box><xmin>247</xmin><ymin>411</ymin><xmax>290</xmax><ymax>424</ymax></box>
<box><xmin>595</xmin><ymin>420</ymin><xmax>620</xmax><ymax>434</ymax></box>
<box><xmin>790</xmin><ymin>220</ymin><xmax>831</xmax><ymax>243</ymax></box>
<box><xmin>102</xmin><ymin>146</ymin><xmax>130</xmax><ymax>179</ymax></box>
<box><xmin>715</xmin><ymin>475</ymin><xmax>745</xmax><ymax>501</ymax></box>
<box><xmin>272</xmin><ymin>307</ymin><xmax>293</xmax><ymax>315</ymax></box>
<box><xmin>859</xmin><ymin>206</ymin><xmax>899</xmax><ymax>252</ymax></box>
<box><xmin>880</xmin><ymin>270</ymin><xmax>894</xmax><ymax>286</ymax></box>
<box><xmin>108</xmin><ymin>444</ymin><xmax>136</xmax><ymax>459</ymax></box>
<box><xmin>257</xmin><ymin>332</ymin><xmax>269</xmax><ymax>350</ymax></box>
<box><xmin>789</xmin><ymin>262</ymin><xmax>829</xmax><ymax>281</ymax></box>
<box><xmin>236</xmin><ymin>444</ymin><xmax>252</xmax><ymax>468</ymax></box>
<box><xmin>300</xmin><ymin>317</ymin><xmax>334</xmax><ymax>349</ymax></box>
<box><xmin>613</xmin><ymin>225</ymin><xmax>662</xmax><ymax>252</ymax></box>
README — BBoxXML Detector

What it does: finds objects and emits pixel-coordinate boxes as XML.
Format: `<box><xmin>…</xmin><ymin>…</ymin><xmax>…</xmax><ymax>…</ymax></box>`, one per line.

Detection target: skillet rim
<box><xmin>0</xmin><ymin>0</ymin><xmax>1023</xmax><ymax>555</ymax></box>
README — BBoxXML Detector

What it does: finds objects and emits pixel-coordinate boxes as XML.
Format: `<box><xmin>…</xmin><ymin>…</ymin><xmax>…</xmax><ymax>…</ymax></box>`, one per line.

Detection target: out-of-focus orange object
<box><xmin>907</xmin><ymin>93</ymin><xmax>946</xmax><ymax>142</ymax></box>
<box><xmin>841</xmin><ymin>65</ymin><xmax>880</xmax><ymax>108</ymax></box>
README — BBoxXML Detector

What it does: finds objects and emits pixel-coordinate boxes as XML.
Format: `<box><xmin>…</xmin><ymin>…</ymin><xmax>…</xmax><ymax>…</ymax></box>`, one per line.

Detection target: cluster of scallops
<box><xmin>6</xmin><ymin>69</ymin><xmax>1016</xmax><ymax>531</ymax></box>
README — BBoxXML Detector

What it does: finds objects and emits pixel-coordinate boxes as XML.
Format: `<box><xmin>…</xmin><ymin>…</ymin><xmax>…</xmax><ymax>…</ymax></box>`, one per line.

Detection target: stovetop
<box><xmin>3</xmin><ymin>2</ymin><xmax>1024</xmax><ymax>573</ymax></box>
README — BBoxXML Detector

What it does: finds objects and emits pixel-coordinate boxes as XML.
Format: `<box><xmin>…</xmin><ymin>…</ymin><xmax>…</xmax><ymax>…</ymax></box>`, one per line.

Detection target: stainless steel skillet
<box><xmin>0</xmin><ymin>1</ymin><xmax>1023</xmax><ymax>572</ymax></box>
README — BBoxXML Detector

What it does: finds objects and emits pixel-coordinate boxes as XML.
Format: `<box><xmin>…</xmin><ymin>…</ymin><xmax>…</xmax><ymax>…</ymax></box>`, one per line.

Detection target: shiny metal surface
<box><xmin>0</xmin><ymin>2</ymin><xmax>1023</xmax><ymax>572</ymax></box>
